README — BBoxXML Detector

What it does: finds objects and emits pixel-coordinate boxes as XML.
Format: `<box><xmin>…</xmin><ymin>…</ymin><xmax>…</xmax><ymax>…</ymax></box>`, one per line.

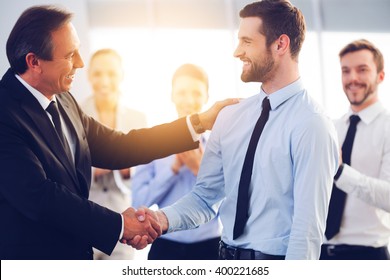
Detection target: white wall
<box><xmin>0</xmin><ymin>0</ymin><xmax>91</xmax><ymax>101</ymax></box>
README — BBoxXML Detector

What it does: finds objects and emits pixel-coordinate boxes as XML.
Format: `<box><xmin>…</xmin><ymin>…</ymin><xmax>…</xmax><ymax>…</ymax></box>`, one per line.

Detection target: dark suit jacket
<box><xmin>0</xmin><ymin>68</ymin><xmax>198</xmax><ymax>260</ymax></box>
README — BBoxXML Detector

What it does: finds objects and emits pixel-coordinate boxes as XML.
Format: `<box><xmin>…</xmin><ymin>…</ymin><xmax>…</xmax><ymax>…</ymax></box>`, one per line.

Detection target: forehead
<box><xmin>238</xmin><ymin>17</ymin><xmax>263</xmax><ymax>38</ymax></box>
<box><xmin>89</xmin><ymin>53</ymin><xmax>122</xmax><ymax>70</ymax></box>
<box><xmin>50</xmin><ymin>22</ymin><xmax>80</xmax><ymax>54</ymax></box>
<box><xmin>341</xmin><ymin>49</ymin><xmax>376</xmax><ymax>68</ymax></box>
<box><xmin>172</xmin><ymin>76</ymin><xmax>208</xmax><ymax>93</ymax></box>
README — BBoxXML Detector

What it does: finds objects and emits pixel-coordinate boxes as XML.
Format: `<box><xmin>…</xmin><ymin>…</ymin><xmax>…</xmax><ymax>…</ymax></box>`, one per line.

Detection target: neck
<box><xmin>19</xmin><ymin>72</ymin><xmax>54</xmax><ymax>100</ymax></box>
<box><xmin>261</xmin><ymin>60</ymin><xmax>300</xmax><ymax>94</ymax></box>
<box><xmin>351</xmin><ymin>95</ymin><xmax>379</xmax><ymax>112</ymax></box>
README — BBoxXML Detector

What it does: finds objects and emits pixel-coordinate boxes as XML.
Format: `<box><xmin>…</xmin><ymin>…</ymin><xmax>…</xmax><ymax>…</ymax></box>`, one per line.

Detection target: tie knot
<box><xmin>349</xmin><ymin>115</ymin><xmax>361</xmax><ymax>126</ymax></box>
<box><xmin>46</xmin><ymin>101</ymin><xmax>60</xmax><ymax>118</ymax></box>
<box><xmin>262</xmin><ymin>97</ymin><xmax>271</xmax><ymax>112</ymax></box>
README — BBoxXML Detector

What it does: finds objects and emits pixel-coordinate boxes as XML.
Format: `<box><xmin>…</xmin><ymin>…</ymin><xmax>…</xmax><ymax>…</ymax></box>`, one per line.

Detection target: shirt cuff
<box><xmin>186</xmin><ymin>115</ymin><xmax>201</xmax><ymax>142</ymax></box>
<box><xmin>160</xmin><ymin>206</ymin><xmax>180</xmax><ymax>233</ymax></box>
<box><xmin>119</xmin><ymin>214</ymin><xmax>124</xmax><ymax>239</ymax></box>
<box><xmin>334</xmin><ymin>164</ymin><xmax>358</xmax><ymax>193</ymax></box>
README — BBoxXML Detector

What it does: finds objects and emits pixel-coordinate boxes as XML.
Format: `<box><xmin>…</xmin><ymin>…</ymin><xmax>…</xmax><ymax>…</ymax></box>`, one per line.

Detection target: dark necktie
<box><xmin>233</xmin><ymin>97</ymin><xmax>271</xmax><ymax>240</ymax></box>
<box><xmin>325</xmin><ymin>115</ymin><xmax>361</xmax><ymax>239</ymax></box>
<box><xmin>46</xmin><ymin>101</ymin><xmax>73</xmax><ymax>163</ymax></box>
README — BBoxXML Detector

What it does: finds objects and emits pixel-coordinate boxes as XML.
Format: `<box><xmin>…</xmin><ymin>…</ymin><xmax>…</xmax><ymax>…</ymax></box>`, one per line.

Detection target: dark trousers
<box><xmin>148</xmin><ymin>237</ymin><xmax>220</xmax><ymax>260</ymax></box>
<box><xmin>320</xmin><ymin>244</ymin><xmax>390</xmax><ymax>260</ymax></box>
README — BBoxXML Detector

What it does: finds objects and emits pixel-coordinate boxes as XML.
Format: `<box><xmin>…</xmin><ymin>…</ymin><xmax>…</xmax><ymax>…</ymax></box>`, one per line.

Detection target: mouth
<box><xmin>241</xmin><ymin>60</ymin><xmax>251</xmax><ymax>70</ymax></box>
<box><xmin>346</xmin><ymin>82</ymin><xmax>365</xmax><ymax>91</ymax></box>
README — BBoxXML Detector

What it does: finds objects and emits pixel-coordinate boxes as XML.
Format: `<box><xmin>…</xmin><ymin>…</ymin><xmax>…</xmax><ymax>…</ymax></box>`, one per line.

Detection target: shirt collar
<box><xmin>259</xmin><ymin>78</ymin><xmax>304</xmax><ymax>111</ymax></box>
<box><xmin>343</xmin><ymin>101</ymin><xmax>384</xmax><ymax>125</ymax></box>
<box><xmin>15</xmin><ymin>74</ymin><xmax>56</xmax><ymax>110</ymax></box>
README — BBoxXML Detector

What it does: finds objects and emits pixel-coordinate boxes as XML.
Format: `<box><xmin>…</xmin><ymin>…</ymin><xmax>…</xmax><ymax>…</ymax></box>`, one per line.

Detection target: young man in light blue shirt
<box><xmin>133</xmin><ymin>0</ymin><xmax>339</xmax><ymax>260</ymax></box>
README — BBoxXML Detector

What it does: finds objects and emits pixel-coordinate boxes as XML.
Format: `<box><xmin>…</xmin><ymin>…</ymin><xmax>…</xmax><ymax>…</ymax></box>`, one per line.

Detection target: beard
<box><xmin>344</xmin><ymin>81</ymin><xmax>377</xmax><ymax>106</ymax></box>
<box><xmin>241</xmin><ymin>48</ymin><xmax>275</xmax><ymax>83</ymax></box>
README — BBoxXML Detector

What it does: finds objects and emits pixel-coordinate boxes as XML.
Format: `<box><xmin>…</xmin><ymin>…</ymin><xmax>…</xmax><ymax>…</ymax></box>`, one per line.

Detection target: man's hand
<box><xmin>126</xmin><ymin>207</ymin><xmax>169</xmax><ymax>249</ymax></box>
<box><xmin>120</xmin><ymin>207</ymin><xmax>162</xmax><ymax>249</ymax></box>
<box><xmin>198</xmin><ymin>98</ymin><xmax>239</xmax><ymax>130</ymax></box>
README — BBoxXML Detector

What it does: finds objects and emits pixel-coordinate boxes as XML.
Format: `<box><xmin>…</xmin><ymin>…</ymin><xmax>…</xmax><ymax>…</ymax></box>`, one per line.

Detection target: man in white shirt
<box><xmin>321</xmin><ymin>39</ymin><xmax>390</xmax><ymax>260</ymax></box>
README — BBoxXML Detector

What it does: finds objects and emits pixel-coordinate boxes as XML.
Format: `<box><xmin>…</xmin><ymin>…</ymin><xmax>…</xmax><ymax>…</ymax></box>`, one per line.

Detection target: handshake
<box><xmin>119</xmin><ymin>207</ymin><xmax>168</xmax><ymax>249</ymax></box>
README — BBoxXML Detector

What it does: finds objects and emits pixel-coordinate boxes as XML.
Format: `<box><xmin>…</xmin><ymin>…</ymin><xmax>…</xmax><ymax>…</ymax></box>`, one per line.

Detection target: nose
<box><xmin>233</xmin><ymin>44</ymin><xmax>243</xmax><ymax>58</ymax></box>
<box><xmin>73</xmin><ymin>51</ymin><xmax>85</xmax><ymax>69</ymax></box>
<box><xmin>345</xmin><ymin>70</ymin><xmax>358</xmax><ymax>83</ymax></box>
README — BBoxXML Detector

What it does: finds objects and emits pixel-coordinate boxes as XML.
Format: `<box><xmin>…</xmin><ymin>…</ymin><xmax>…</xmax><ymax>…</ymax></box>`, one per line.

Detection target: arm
<box><xmin>287</xmin><ymin>116</ymin><xmax>339</xmax><ymax>259</ymax></box>
<box><xmin>160</xmin><ymin>118</ymin><xmax>226</xmax><ymax>233</ymax></box>
<box><xmin>78</xmin><ymin>97</ymin><xmax>238</xmax><ymax>170</ymax></box>
<box><xmin>336</xmin><ymin>165</ymin><xmax>390</xmax><ymax>212</ymax></box>
<box><xmin>0</xmin><ymin>110</ymin><xmax>122</xmax><ymax>254</ymax></box>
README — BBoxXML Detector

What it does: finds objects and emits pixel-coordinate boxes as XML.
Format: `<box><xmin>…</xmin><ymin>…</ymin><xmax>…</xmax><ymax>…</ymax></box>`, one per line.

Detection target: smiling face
<box><xmin>171</xmin><ymin>75</ymin><xmax>209</xmax><ymax>118</ymax></box>
<box><xmin>340</xmin><ymin>49</ymin><xmax>384</xmax><ymax>112</ymax></box>
<box><xmin>37</xmin><ymin>22</ymin><xmax>84</xmax><ymax>98</ymax></box>
<box><xmin>234</xmin><ymin>17</ymin><xmax>275</xmax><ymax>84</ymax></box>
<box><xmin>88</xmin><ymin>52</ymin><xmax>123</xmax><ymax>102</ymax></box>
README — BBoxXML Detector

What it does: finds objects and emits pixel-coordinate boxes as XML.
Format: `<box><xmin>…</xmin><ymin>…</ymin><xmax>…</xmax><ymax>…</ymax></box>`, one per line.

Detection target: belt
<box><xmin>219</xmin><ymin>241</ymin><xmax>285</xmax><ymax>260</ymax></box>
<box><xmin>323</xmin><ymin>244</ymin><xmax>388</xmax><ymax>257</ymax></box>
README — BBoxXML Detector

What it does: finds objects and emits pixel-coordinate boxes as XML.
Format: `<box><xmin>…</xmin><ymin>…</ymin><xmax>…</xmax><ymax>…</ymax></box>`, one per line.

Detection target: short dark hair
<box><xmin>172</xmin><ymin>63</ymin><xmax>209</xmax><ymax>91</ymax></box>
<box><xmin>6</xmin><ymin>5</ymin><xmax>73</xmax><ymax>74</ymax></box>
<box><xmin>239</xmin><ymin>0</ymin><xmax>306</xmax><ymax>60</ymax></box>
<box><xmin>339</xmin><ymin>39</ymin><xmax>384</xmax><ymax>73</ymax></box>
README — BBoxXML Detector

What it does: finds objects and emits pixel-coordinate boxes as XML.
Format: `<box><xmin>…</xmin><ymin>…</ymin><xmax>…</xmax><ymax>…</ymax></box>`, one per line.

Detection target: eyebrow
<box><xmin>239</xmin><ymin>36</ymin><xmax>253</xmax><ymax>42</ymax></box>
<box><xmin>342</xmin><ymin>64</ymin><xmax>369</xmax><ymax>69</ymax></box>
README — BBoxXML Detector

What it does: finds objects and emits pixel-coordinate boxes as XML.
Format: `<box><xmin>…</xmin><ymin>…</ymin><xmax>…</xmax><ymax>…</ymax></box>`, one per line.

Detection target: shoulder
<box><xmin>217</xmin><ymin>94</ymin><xmax>258</xmax><ymax>121</ymax></box>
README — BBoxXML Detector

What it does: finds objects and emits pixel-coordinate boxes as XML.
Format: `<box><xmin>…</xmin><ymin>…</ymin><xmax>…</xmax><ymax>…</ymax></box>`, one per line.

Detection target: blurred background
<box><xmin>1</xmin><ymin>0</ymin><xmax>389</xmax><ymax>125</ymax></box>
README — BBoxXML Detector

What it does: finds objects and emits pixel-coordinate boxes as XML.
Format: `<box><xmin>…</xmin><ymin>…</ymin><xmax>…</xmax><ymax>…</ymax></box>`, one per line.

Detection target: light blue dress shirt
<box><xmin>162</xmin><ymin>78</ymin><xmax>339</xmax><ymax>259</ymax></box>
<box><xmin>132</xmin><ymin>142</ymin><xmax>221</xmax><ymax>243</ymax></box>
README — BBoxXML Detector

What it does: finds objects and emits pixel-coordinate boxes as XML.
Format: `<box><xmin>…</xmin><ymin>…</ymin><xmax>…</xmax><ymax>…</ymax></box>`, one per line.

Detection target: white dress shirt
<box><xmin>330</xmin><ymin>101</ymin><xmax>390</xmax><ymax>247</ymax></box>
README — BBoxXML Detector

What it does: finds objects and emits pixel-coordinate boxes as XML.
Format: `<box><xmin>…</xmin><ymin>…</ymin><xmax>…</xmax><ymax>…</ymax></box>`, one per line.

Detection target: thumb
<box><xmin>135</xmin><ymin>207</ymin><xmax>146</xmax><ymax>222</ymax></box>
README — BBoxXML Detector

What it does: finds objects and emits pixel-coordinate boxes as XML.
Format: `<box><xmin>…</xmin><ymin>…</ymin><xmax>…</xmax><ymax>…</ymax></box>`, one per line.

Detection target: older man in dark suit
<box><xmin>0</xmin><ymin>5</ymin><xmax>235</xmax><ymax>260</ymax></box>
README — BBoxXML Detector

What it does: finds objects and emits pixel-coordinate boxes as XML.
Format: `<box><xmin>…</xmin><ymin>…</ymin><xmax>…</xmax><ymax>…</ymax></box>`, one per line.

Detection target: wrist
<box><xmin>157</xmin><ymin>210</ymin><xmax>169</xmax><ymax>233</ymax></box>
<box><xmin>190</xmin><ymin>113</ymin><xmax>205</xmax><ymax>134</ymax></box>
<box><xmin>334</xmin><ymin>163</ymin><xmax>344</xmax><ymax>181</ymax></box>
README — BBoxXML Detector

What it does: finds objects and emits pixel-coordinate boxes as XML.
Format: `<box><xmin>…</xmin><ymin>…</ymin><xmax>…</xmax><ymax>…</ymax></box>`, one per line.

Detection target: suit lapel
<box><xmin>20</xmin><ymin>96</ymin><xmax>80</xmax><ymax>187</ymax></box>
<box><xmin>2</xmin><ymin>69</ymin><xmax>84</xmax><ymax>195</ymax></box>
<box><xmin>56</xmin><ymin>95</ymin><xmax>91</xmax><ymax>197</ymax></box>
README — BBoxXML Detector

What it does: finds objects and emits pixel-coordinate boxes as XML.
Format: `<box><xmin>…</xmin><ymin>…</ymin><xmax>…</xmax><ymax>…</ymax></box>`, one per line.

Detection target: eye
<box><xmin>66</xmin><ymin>53</ymin><xmax>75</xmax><ymax>60</ymax></box>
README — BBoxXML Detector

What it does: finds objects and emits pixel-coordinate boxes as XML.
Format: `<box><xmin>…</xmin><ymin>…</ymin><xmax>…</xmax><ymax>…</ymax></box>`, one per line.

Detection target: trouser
<box><xmin>148</xmin><ymin>237</ymin><xmax>220</xmax><ymax>260</ymax></box>
<box><xmin>320</xmin><ymin>244</ymin><xmax>390</xmax><ymax>260</ymax></box>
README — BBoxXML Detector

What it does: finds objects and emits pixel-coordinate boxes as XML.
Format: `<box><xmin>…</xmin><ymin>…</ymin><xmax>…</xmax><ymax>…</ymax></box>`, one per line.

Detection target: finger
<box><xmin>136</xmin><ymin>235</ymin><xmax>149</xmax><ymax>250</ymax></box>
<box><xmin>146</xmin><ymin>224</ymin><xmax>158</xmax><ymax>242</ymax></box>
<box><xmin>135</xmin><ymin>207</ymin><xmax>146</xmax><ymax>222</ymax></box>
<box><xmin>213</xmin><ymin>98</ymin><xmax>239</xmax><ymax>111</ymax></box>
<box><xmin>127</xmin><ymin>235</ymin><xmax>141</xmax><ymax>247</ymax></box>
<box><xmin>148</xmin><ymin>215</ymin><xmax>162</xmax><ymax>236</ymax></box>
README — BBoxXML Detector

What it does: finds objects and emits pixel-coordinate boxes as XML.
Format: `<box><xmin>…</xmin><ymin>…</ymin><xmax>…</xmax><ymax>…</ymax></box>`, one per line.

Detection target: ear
<box><xmin>275</xmin><ymin>34</ymin><xmax>290</xmax><ymax>55</ymax></box>
<box><xmin>377</xmin><ymin>70</ymin><xmax>385</xmax><ymax>84</ymax></box>
<box><xmin>25</xmin><ymin>52</ymin><xmax>42</xmax><ymax>73</ymax></box>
